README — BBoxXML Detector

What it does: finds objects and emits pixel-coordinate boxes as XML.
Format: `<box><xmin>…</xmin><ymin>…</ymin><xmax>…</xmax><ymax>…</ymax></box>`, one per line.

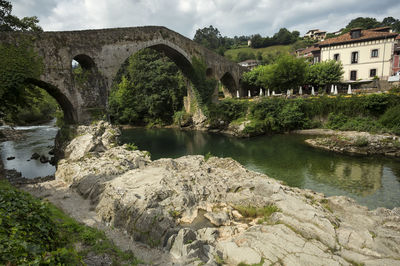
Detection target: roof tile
<box><xmin>319</xmin><ymin>28</ymin><xmax>398</xmax><ymax>47</ymax></box>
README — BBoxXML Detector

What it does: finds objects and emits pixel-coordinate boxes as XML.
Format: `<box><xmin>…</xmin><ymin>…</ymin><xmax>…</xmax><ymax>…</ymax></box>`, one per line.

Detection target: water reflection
<box><xmin>121</xmin><ymin>128</ymin><xmax>400</xmax><ymax>209</ymax></box>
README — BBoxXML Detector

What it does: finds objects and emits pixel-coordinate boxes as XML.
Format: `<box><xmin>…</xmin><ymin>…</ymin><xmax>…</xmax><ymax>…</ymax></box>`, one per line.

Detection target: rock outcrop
<box><xmin>303</xmin><ymin>130</ymin><xmax>400</xmax><ymax>157</ymax></box>
<box><xmin>54</xmin><ymin>121</ymin><xmax>400</xmax><ymax>265</ymax></box>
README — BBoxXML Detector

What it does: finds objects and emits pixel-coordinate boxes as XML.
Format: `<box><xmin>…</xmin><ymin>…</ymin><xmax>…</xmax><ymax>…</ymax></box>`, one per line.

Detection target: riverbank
<box><xmin>296</xmin><ymin>129</ymin><xmax>400</xmax><ymax>157</ymax></box>
<box><xmin>21</xmin><ymin>121</ymin><xmax>400</xmax><ymax>265</ymax></box>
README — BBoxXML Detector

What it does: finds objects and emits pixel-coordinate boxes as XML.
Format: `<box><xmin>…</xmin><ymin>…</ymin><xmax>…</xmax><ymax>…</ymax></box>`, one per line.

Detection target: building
<box><xmin>238</xmin><ymin>59</ymin><xmax>259</xmax><ymax>70</ymax></box>
<box><xmin>319</xmin><ymin>27</ymin><xmax>398</xmax><ymax>81</ymax></box>
<box><xmin>296</xmin><ymin>45</ymin><xmax>321</xmax><ymax>64</ymax></box>
<box><xmin>304</xmin><ymin>29</ymin><xmax>327</xmax><ymax>41</ymax></box>
<box><xmin>392</xmin><ymin>35</ymin><xmax>400</xmax><ymax>75</ymax></box>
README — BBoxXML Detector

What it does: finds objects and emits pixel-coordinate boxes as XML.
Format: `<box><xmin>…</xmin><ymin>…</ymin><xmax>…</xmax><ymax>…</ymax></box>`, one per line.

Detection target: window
<box><xmin>334</xmin><ymin>53</ymin><xmax>340</xmax><ymax>61</ymax></box>
<box><xmin>370</xmin><ymin>69</ymin><xmax>377</xmax><ymax>77</ymax></box>
<box><xmin>351</xmin><ymin>30</ymin><xmax>361</xmax><ymax>39</ymax></box>
<box><xmin>351</xmin><ymin>51</ymin><xmax>358</xmax><ymax>64</ymax></box>
<box><xmin>350</xmin><ymin>71</ymin><xmax>357</xmax><ymax>81</ymax></box>
<box><xmin>371</xmin><ymin>49</ymin><xmax>378</xmax><ymax>58</ymax></box>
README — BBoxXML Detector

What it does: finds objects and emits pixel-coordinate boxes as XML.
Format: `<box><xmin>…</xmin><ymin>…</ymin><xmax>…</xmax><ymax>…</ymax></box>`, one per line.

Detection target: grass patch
<box><xmin>234</xmin><ymin>204</ymin><xmax>280</xmax><ymax>223</ymax></box>
<box><xmin>0</xmin><ymin>180</ymin><xmax>141</xmax><ymax>265</ymax></box>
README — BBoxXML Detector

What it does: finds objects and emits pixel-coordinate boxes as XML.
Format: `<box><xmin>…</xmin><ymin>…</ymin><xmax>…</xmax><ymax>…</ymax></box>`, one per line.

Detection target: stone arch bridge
<box><xmin>0</xmin><ymin>26</ymin><xmax>247</xmax><ymax>123</ymax></box>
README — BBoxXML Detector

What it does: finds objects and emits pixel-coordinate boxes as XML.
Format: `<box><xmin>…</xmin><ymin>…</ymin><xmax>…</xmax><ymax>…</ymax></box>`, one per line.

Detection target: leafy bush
<box><xmin>0</xmin><ymin>181</ymin><xmax>81</xmax><ymax>265</ymax></box>
<box><xmin>363</xmin><ymin>94</ymin><xmax>390</xmax><ymax>116</ymax></box>
<box><xmin>379</xmin><ymin>105</ymin><xmax>400</xmax><ymax>135</ymax></box>
<box><xmin>208</xmin><ymin>98</ymin><xmax>248</xmax><ymax>127</ymax></box>
<box><xmin>0</xmin><ymin>181</ymin><xmax>141</xmax><ymax>265</ymax></box>
<box><xmin>354</xmin><ymin>136</ymin><xmax>369</xmax><ymax>147</ymax></box>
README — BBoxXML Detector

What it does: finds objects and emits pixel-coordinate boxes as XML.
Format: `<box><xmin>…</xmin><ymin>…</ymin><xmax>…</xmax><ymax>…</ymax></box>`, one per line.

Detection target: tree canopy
<box><xmin>193</xmin><ymin>25</ymin><xmax>222</xmax><ymax>51</ymax></box>
<box><xmin>108</xmin><ymin>49</ymin><xmax>187</xmax><ymax>125</ymax></box>
<box><xmin>0</xmin><ymin>1</ymin><xmax>56</xmax><ymax>124</ymax></box>
<box><xmin>342</xmin><ymin>16</ymin><xmax>400</xmax><ymax>33</ymax></box>
<box><xmin>0</xmin><ymin>0</ymin><xmax>42</xmax><ymax>32</ymax></box>
<box><xmin>243</xmin><ymin>55</ymin><xmax>343</xmax><ymax>92</ymax></box>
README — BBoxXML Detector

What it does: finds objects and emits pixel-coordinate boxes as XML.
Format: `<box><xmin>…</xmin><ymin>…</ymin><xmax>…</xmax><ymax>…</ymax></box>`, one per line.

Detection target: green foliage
<box><xmin>0</xmin><ymin>40</ymin><xmax>44</xmax><ymax>120</ymax></box>
<box><xmin>5</xmin><ymin>87</ymin><xmax>58</xmax><ymax>125</ymax></box>
<box><xmin>190</xmin><ymin>56</ymin><xmax>218</xmax><ymax>108</ymax></box>
<box><xmin>236</xmin><ymin>51</ymin><xmax>255</xmax><ymax>62</ymax></box>
<box><xmin>125</xmin><ymin>142</ymin><xmax>138</xmax><ymax>151</ymax></box>
<box><xmin>305</xmin><ymin>60</ymin><xmax>344</xmax><ymax>88</ymax></box>
<box><xmin>234</xmin><ymin>204</ymin><xmax>280</xmax><ymax>220</ymax></box>
<box><xmin>354</xmin><ymin>136</ymin><xmax>369</xmax><ymax>147</ymax></box>
<box><xmin>250</xmin><ymin>28</ymin><xmax>300</xmax><ymax>48</ymax></box>
<box><xmin>109</xmin><ymin>48</ymin><xmax>187</xmax><ymax>126</ymax></box>
<box><xmin>204</xmin><ymin>151</ymin><xmax>214</xmax><ymax>161</ymax></box>
<box><xmin>0</xmin><ymin>180</ymin><xmax>141</xmax><ymax>265</ymax></box>
<box><xmin>379</xmin><ymin>105</ymin><xmax>400</xmax><ymax>134</ymax></box>
<box><xmin>208</xmin><ymin>94</ymin><xmax>400</xmax><ymax>136</ymax></box>
<box><xmin>193</xmin><ymin>25</ymin><xmax>222</xmax><ymax>51</ymax></box>
<box><xmin>0</xmin><ymin>180</ymin><xmax>81</xmax><ymax>264</ymax></box>
<box><xmin>242</xmin><ymin>55</ymin><xmax>307</xmax><ymax>93</ymax></box>
<box><xmin>208</xmin><ymin>98</ymin><xmax>248</xmax><ymax>127</ymax></box>
<box><xmin>0</xmin><ymin>1</ymin><xmax>42</xmax><ymax>32</ymax></box>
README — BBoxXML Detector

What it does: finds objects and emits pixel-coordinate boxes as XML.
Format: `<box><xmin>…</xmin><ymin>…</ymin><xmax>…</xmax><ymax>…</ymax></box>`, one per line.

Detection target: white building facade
<box><xmin>319</xmin><ymin>28</ymin><xmax>398</xmax><ymax>81</ymax></box>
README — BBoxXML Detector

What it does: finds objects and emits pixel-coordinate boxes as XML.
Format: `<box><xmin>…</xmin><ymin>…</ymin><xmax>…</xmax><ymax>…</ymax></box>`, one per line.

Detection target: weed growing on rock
<box><xmin>125</xmin><ymin>143</ymin><xmax>138</xmax><ymax>151</ymax></box>
<box><xmin>204</xmin><ymin>152</ymin><xmax>214</xmax><ymax>161</ymax></box>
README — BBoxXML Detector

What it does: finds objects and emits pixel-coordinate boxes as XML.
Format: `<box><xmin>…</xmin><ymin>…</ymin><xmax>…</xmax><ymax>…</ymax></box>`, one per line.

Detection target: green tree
<box><xmin>109</xmin><ymin>49</ymin><xmax>187</xmax><ymax>125</ymax></box>
<box><xmin>305</xmin><ymin>60</ymin><xmax>344</xmax><ymax>88</ymax></box>
<box><xmin>269</xmin><ymin>55</ymin><xmax>307</xmax><ymax>92</ymax></box>
<box><xmin>273</xmin><ymin>28</ymin><xmax>298</xmax><ymax>45</ymax></box>
<box><xmin>0</xmin><ymin>0</ymin><xmax>42</xmax><ymax>32</ymax></box>
<box><xmin>343</xmin><ymin>17</ymin><xmax>380</xmax><ymax>32</ymax></box>
<box><xmin>193</xmin><ymin>25</ymin><xmax>222</xmax><ymax>50</ymax></box>
<box><xmin>0</xmin><ymin>1</ymin><xmax>52</xmax><ymax>124</ymax></box>
<box><xmin>381</xmin><ymin>16</ymin><xmax>400</xmax><ymax>32</ymax></box>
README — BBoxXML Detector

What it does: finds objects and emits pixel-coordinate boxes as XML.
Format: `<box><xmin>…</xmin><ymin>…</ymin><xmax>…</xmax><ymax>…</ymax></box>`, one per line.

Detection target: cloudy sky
<box><xmin>10</xmin><ymin>0</ymin><xmax>400</xmax><ymax>38</ymax></box>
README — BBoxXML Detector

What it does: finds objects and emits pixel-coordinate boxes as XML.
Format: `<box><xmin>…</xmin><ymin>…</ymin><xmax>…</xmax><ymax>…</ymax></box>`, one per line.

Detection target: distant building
<box><xmin>392</xmin><ymin>35</ymin><xmax>400</xmax><ymax>76</ymax></box>
<box><xmin>304</xmin><ymin>29</ymin><xmax>327</xmax><ymax>41</ymax></box>
<box><xmin>247</xmin><ymin>40</ymin><xmax>252</xmax><ymax>47</ymax></box>
<box><xmin>296</xmin><ymin>45</ymin><xmax>321</xmax><ymax>64</ymax></box>
<box><xmin>238</xmin><ymin>59</ymin><xmax>259</xmax><ymax>70</ymax></box>
<box><xmin>318</xmin><ymin>27</ymin><xmax>398</xmax><ymax>81</ymax></box>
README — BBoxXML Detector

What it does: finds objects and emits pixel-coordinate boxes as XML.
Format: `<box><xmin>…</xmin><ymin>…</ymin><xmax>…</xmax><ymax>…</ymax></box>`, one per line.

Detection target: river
<box><xmin>0</xmin><ymin>120</ymin><xmax>58</xmax><ymax>179</ymax></box>
<box><xmin>121</xmin><ymin>128</ymin><xmax>400</xmax><ymax>210</ymax></box>
<box><xmin>1</xmin><ymin>123</ymin><xmax>399</xmax><ymax>210</ymax></box>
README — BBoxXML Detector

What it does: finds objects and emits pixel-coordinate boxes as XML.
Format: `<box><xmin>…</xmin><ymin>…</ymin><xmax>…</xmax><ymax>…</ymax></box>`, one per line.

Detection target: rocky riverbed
<box><xmin>297</xmin><ymin>129</ymin><xmax>400</xmax><ymax>157</ymax></box>
<box><xmin>22</xmin><ymin>122</ymin><xmax>400</xmax><ymax>265</ymax></box>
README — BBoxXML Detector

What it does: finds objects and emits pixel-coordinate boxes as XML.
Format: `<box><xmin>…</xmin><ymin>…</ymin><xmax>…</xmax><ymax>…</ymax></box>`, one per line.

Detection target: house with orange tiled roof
<box><xmin>318</xmin><ymin>27</ymin><xmax>398</xmax><ymax>81</ymax></box>
<box><xmin>295</xmin><ymin>45</ymin><xmax>321</xmax><ymax>64</ymax></box>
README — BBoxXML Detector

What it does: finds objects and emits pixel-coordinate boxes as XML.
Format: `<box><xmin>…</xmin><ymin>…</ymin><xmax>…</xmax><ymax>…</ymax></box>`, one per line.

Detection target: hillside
<box><xmin>224</xmin><ymin>44</ymin><xmax>294</xmax><ymax>62</ymax></box>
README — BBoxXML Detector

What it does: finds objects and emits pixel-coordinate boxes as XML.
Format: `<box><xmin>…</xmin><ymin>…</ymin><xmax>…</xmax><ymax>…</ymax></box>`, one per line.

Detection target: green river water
<box><xmin>121</xmin><ymin>128</ymin><xmax>400</xmax><ymax>210</ymax></box>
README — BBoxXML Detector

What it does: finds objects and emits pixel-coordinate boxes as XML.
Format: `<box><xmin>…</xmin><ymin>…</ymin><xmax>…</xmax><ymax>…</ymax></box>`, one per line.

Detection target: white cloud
<box><xmin>10</xmin><ymin>0</ymin><xmax>400</xmax><ymax>38</ymax></box>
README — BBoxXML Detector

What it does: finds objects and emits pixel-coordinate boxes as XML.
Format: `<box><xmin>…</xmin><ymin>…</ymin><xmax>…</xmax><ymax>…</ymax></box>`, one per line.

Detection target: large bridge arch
<box><xmin>0</xmin><ymin>26</ymin><xmax>247</xmax><ymax>124</ymax></box>
<box><xmin>28</xmin><ymin>79</ymin><xmax>77</xmax><ymax>124</ymax></box>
